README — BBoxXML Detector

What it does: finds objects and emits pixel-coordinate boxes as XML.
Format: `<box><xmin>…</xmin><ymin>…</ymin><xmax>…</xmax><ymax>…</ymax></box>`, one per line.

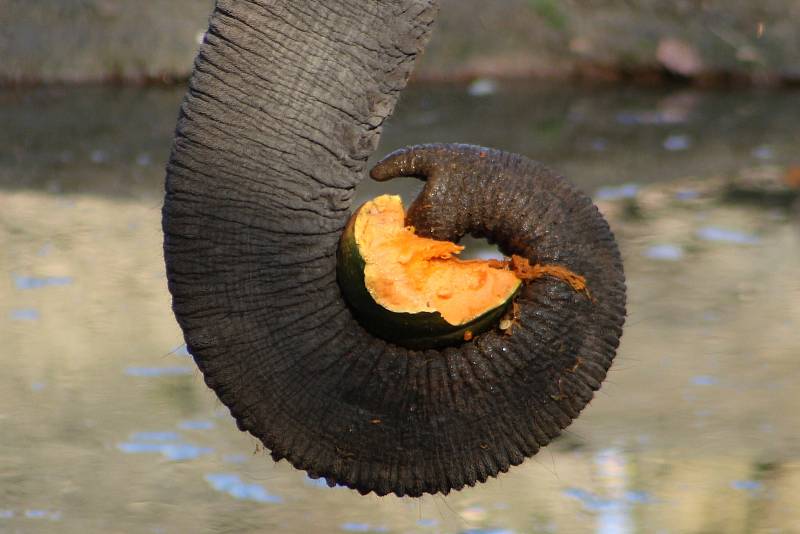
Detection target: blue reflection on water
<box><xmin>118</xmin><ymin>442</ymin><xmax>163</xmax><ymax>454</ymax></box>
<box><xmin>161</xmin><ymin>444</ymin><xmax>214</xmax><ymax>461</ymax></box>
<box><xmin>173</xmin><ymin>344</ymin><xmax>191</xmax><ymax>357</ymax></box>
<box><xmin>132</xmin><ymin>431</ymin><xmax>180</xmax><ymax>442</ymax></box>
<box><xmin>459</xmin><ymin>529</ymin><xmax>515</xmax><ymax>534</ymax></box>
<box><xmin>644</xmin><ymin>244</ymin><xmax>684</xmax><ymax>261</ymax></box>
<box><xmin>24</xmin><ymin>509</ymin><xmax>61</xmax><ymax>520</ymax></box>
<box><xmin>622</xmin><ymin>490</ymin><xmax>653</xmax><ymax>504</ymax></box>
<box><xmin>691</xmin><ymin>375</ymin><xmax>718</xmax><ymax>386</ymax></box>
<box><xmin>178</xmin><ymin>420</ymin><xmax>215</xmax><ymax>431</ymax></box>
<box><xmin>124</xmin><ymin>366</ymin><xmax>194</xmax><ymax>377</ymax></box>
<box><xmin>118</xmin><ymin>431</ymin><xmax>212</xmax><ymax>461</ymax></box>
<box><xmin>590</xmin><ymin>138</ymin><xmax>608</xmax><ymax>152</ymax></box>
<box><xmin>752</xmin><ymin>145</ymin><xmax>774</xmax><ymax>160</ymax></box>
<box><xmin>675</xmin><ymin>189</ymin><xmax>700</xmax><ymax>201</ymax></box>
<box><xmin>563</xmin><ymin>486</ymin><xmax>650</xmax><ymax>534</ymax></box>
<box><xmin>25</xmin><ymin>510</ymin><xmax>49</xmax><ymax>519</ymax></box>
<box><xmin>10</xmin><ymin>308</ymin><xmax>40</xmax><ymax>321</ymax></box>
<box><xmin>340</xmin><ymin>523</ymin><xmax>389</xmax><ymax>533</ymax></box>
<box><xmin>118</xmin><ymin>441</ymin><xmax>213</xmax><ymax>461</ymax></box>
<box><xmin>341</xmin><ymin>523</ymin><xmax>372</xmax><ymax>532</ymax></box>
<box><xmin>205</xmin><ymin>473</ymin><xmax>283</xmax><ymax>503</ymax></box>
<box><xmin>563</xmin><ymin>488</ymin><xmax>617</xmax><ymax>512</ymax></box>
<box><xmin>615</xmin><ymin>110</ymin><xmax>686</xmax><ymax>126</ymax></box>
<box><xmin>37</xmin><ymin>242</ymin><xmax>54</xmax><ymax>256</ymax></box>
<box><xmin>595</xmin><ymin>184</ymin><xmax>639</xmax><ymax>201</ymax></box>
<box><xmin>731</xmin><ymin>480</ymin><xmax>763</xmax><ymax>492</ymax></box>
<box><xmin>304</xmin><ymin>476</ymin><xmax>331</xmax><ymax>488</ymax></box>
<box><xmin>563</xmin><ymin>449</ymin><xmax>655</xmax><ymax>534</ymax></box>
<box><xmin>663</xmin><ymin>134</ymin><xmax>692</xmax><ymax>151</ymax></box>
<box><xmin>13</xmin><ymin>275</ymin><xmax>73</xmax><ymax>290</ymax></box>
<box><xmin>136</xmin><ymin>152</ymin><xmax>152</xmax><ymax>166</ymax></box>
<box><xmin>90</xmin><ymin>149</ymin><xmax>108</xmax><ymax>163</ymax></box>
<box><xmin>304</xmin><ymin>474</ymin><xmax>345</xmax><ymax>489</ymax></box>
<box><xmin>467</xmin><ymin>79</ymin><xmax>497</xmax><ymax>97</ymax></box>
<box><xmin>696</xmin><ymin>227</ymin><xmax>760</xmax><ymax>245</ymax></box>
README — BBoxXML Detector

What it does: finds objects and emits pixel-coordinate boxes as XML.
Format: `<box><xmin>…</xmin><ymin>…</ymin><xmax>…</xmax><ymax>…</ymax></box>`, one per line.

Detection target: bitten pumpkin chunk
<box><xmin>337</xmin><ymin>195</ymin><xmax>520</xmax><ymax>348</ymax></box>
<box><xmin>355</xmin><ymin>195</ymin><xmax>520</xmax><ymax>325</ymax></box>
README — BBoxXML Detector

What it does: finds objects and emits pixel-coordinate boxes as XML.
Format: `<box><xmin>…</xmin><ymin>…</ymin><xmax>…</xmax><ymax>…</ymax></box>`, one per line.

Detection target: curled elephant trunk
<box><xmin>163</xmin><ymin>0</ymin><xmax>626</xmax><ymax>497</ymax></box>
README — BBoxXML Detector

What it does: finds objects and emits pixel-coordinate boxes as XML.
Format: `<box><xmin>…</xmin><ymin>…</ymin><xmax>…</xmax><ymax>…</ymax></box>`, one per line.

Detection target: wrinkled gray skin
<box><xmin>164</xmin><ymin>0</ymin><xmax>441</xmax><ymax>496</ymax></box>
<box><xmin>163</xmin><ymin>0</ymin><xmax>625</xmax><ymax>497</ymax></box>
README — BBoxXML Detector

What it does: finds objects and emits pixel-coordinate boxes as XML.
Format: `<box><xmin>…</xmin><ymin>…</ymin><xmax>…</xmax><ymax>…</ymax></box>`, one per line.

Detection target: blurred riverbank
<box><xmin>2</xmin><ymin>1</ymin><xmax>800</xmax><ymax>86</ymax></box>
<box><xmin>3</xmin><ymin>82</ymin><xmax>800</xmax><ymax>201</ymax></box>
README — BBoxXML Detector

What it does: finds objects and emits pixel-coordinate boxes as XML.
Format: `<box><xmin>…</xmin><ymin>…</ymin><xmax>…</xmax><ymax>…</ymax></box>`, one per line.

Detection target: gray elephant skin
<box><xmin>163</xmin><ymin>0</ymin><xmax>625</xmax><ymax>497</ymax></box>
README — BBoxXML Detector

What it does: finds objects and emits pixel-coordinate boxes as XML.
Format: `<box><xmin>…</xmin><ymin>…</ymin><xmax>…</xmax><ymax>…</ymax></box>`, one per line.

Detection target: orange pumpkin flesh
<box><xmin>354</xmin><ymin>195</ymin><xmax>521</xmax><ymax>326</ymax></box>
<box><xmin>338</xmin><ymin>195</ymin><xmax>591</xmax><ymax>348</ymax></box>
<box><xmin>337</xmin><ymin>195</ymin><xmax>521</xmax><ymax>349</ymax></box>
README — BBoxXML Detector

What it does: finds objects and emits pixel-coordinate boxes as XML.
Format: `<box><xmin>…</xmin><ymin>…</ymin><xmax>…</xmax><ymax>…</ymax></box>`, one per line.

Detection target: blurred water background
<box><xmin>1</xmin><ymin>80</ymin><xmax>800</xmax><ymax>533</ymax></box>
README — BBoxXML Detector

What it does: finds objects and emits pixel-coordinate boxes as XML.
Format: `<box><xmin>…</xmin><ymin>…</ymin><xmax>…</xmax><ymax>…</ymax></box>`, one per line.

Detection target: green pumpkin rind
<box><xmin>336</xmin><ymin>209</ymin><xmax>518</xmax><ymax>350</ymax></box>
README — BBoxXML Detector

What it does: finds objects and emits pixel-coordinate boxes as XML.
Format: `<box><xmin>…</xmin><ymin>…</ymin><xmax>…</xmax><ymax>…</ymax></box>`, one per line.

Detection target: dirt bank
<box><xmin>1</xmin><ymin>1</ymin><xmax>799</xmax><ymax>85</ymax></box>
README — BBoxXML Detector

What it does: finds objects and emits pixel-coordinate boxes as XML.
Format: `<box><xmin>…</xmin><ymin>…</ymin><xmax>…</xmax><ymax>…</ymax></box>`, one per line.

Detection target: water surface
<box><xmin>1</xmin><ymin>82</ymin><xmax>799</xmax><ymax>533</ymax></box>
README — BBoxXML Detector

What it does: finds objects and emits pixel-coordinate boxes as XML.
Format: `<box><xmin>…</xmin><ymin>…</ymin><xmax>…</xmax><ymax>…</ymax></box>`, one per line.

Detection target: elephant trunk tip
<box><xmin>369</xmin><ymin>144</ymin><xmax>445</xmax><ymax>182</ymax></box>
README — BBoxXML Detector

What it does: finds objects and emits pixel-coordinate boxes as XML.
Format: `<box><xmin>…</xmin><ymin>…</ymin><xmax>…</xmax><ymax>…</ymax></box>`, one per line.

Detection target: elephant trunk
<box><xmin>163</xmin><ymin>0</ymin><xmax>439</xmax><ymax>495</ymax></box>
<box><xmin>163</xmin><ymin>0</ymin><xmax>626</xmax><ymax>498</ymax></box>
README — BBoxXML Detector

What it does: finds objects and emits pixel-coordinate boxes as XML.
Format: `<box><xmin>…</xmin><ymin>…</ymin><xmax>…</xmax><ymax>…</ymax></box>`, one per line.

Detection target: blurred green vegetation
<box><xmin>527</xmin><ymin>0</ymin><xmax>567</xmax><ymax>30</ymax></box>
